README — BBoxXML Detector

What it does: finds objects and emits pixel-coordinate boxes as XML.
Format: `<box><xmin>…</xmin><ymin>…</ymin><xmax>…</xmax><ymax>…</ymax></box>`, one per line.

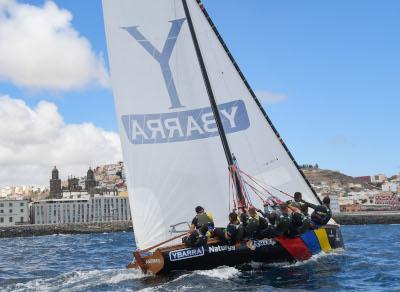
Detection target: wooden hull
<box><xmin>128</xmin><ymin>225</ymin><xmax>344</xmax><ymax>274</ymax></box>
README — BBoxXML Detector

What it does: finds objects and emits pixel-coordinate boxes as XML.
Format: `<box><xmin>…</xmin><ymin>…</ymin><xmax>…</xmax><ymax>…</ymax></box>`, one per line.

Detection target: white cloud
<box><xmin>0</xmin><ymin>95</ymin><xmax>122</xmax><ymax>186</ymax></box>
<box><xmin>255</xmin><ymin>90</ymin><xmax>287</xmax><ymax>104</ymax></box>
<box><xmin>0</xmin><ymin>0</ymin><xmax>109</xmax><ymax>90</ymax></box>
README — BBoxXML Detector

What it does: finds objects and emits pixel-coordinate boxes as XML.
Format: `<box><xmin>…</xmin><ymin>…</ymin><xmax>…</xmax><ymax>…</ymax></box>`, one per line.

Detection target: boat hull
<box><xmin>128</xmin><ymin>225</ymin><xmax>344</xmax><ymax>274</ymax></box>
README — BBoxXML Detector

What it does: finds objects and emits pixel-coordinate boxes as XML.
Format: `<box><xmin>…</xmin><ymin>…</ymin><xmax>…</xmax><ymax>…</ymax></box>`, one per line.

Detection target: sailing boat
<box><xmin>102</xmin><ymin>0</ymin><xmax>344</xmax><ymax>274</ymax></box>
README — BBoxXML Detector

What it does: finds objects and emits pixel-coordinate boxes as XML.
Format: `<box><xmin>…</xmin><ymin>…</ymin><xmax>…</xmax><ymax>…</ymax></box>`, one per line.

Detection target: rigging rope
<box><xmin>238</xmin><ymin>168</ymin><xmax>294</xmax><ymax>200</ymax></box>
<box><xmin>227</xmin><ymin>162</ymin><xmax>297</xmax><ymax>210</ymax></box>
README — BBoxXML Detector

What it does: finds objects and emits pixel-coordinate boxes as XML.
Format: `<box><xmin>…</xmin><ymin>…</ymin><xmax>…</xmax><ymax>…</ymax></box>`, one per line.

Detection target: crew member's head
<box><xmin>195</xmin><ymin>206</ymin><xmax>204</xmax><ymax>214</ymax></box>
<box><xmin>248</xmin><ymin>205</ymin><xmax>256</xmax><ymax>216</ymax></box>
<box><xmin>294</xmin><ymin>192</ymin><xmax>302</xmax><ymax>202</ymax></box>
<box><xmin>322</xmin><ymin>196</ymin><xmax>330</xmax><ymax>207</ymax></box>
<box><xmin>229</xmin><ymin>212</ymin><xmax>238</xmax><ymax>223</ymax></box>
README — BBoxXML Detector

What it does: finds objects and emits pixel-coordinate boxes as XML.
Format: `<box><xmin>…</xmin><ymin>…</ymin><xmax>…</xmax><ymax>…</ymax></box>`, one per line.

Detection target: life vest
<box><xmin>311</xmin><ymin>207</ymin><xmax>331</xmax><ymax>225</ymax></box>
<box><xmin>195</xmin><ymin>212</ymin><xmax>213</xmax><ymax>229</ymax></box>
<box><xmin>245</xmin><ymin>214</ymin><xmax>260</xmax><ymax>236</ymax></box>
<box><xmin>276</xmin><ymin>212</ymin><xmax>291</xmax><ymax>232</ymax></box>
<box><xmin>226</xmin><ymin>222</ymin><xmax>240</xmax><ymax>238</ymax></box>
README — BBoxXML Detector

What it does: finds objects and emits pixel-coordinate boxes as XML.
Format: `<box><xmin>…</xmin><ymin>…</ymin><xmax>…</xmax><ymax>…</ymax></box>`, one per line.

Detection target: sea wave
<box><xmin>2</xmin><ymin>226</ymin><xmax>400</xmax><ymax>291</ymax></box>
<box><xmin>4</xmin><ymin>269</ymin><xmax>147</xmax><ymax>292</ymax></box>
<box><xmin>193</xmin><ymin>266</ymin><xmax>241</xmax><ymax>280</ymax></box>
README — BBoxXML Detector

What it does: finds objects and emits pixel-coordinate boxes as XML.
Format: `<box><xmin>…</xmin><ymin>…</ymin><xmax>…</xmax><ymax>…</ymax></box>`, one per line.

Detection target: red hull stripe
<box><xmin>276</xmin><ymin>236</ymin><xmax>312</xmax><ymax>261</ymax></box>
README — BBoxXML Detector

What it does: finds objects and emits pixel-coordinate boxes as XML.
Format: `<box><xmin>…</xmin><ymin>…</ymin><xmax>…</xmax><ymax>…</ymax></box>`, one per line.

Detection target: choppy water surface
<box><xmin>1</xmin><ymin>225</ymin><xmax>399</xmax><ymax>291</ymax></box>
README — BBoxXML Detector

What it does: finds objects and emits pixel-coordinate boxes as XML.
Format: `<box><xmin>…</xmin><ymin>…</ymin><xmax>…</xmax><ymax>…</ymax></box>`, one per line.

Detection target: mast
<box><xmin>195</xmin><ymin>0</ymin><xmax>322</xmax><ymax>205</ymax></box>
<box><xmin>182</xmin><ymin>0</ymin><xmax>245</xmax><ymax>206</ymax></box>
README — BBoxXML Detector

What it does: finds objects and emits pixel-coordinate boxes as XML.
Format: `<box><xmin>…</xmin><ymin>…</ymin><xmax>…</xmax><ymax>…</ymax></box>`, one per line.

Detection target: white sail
<box><xmin>103</xmin><ymin>0</ymin><xmax>238</xmax><ymax>249</ymax></box>
<box><xmin>185</xmin><ymin>0</ymin><xmax>320</xmax><ymax>206</ymax></box>
<box><xmin>103</xmin><ymin>0</ymin><xmax>320</xmax><ymax>249</ymax></box>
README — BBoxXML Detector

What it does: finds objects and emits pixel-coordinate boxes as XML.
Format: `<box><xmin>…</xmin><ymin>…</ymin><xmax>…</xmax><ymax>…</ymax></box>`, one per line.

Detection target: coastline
<box><xmin>2</xmin><ymin>212</ymin><xmax>400</xmax><ymax>238</ymax></box>
<box><xmin>0</xmin><ymin>221</ymin><xmax>132</xmax><ymax>238</ymax></box>
<box><xmin>333</xmin><ymin>211</ymin><xmax>400</xmax><ymax>225</ymax></box>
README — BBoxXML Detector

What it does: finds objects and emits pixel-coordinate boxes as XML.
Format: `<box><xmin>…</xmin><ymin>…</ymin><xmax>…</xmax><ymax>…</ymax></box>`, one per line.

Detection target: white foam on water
<box><xmin>138</xmin><ymin>288</ymin><xmax>156</xmax><ymax>292</ymax></box>
<box><xmin>105</xmin><ymin>269</ymin><xmax>147</xmax><ymax>284</ymax></box>
<box><xmin>7</xmin><ymin>268</ymin><xmax>150</xmax><ymax>292</ymax></box>
<box><xmin>282</xmin><ymin>250</ymin><xmax>343</xmax><ymax>268</ymax></box>
<box><xmin>194</xmin><ymin>266</ymin><xmax>241</xmax><ymax>280</ymax></box>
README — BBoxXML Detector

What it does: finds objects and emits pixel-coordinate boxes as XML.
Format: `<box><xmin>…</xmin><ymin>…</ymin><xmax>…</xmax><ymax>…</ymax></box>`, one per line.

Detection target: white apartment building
<box><xmin>31</xmin><ymin>196</ymin><xmax>131</xmax><ymax>225</ymax></box>
<box><xmin>0</xmin><ymin>199</ymin><xmax>29</xmax><ymax>226</ymax></box>
<box><xmin>382</xmin><ymin>182</ymin><xmax>399</xmax><ymax>193</ymax></box>
<box><xmin>371</xmin><ymin>174</ymin><xmax>387</xmax><ymax>184</ymax></box>
<box><xmin>329</xmin><ymin>194</ymin><xmax>340</xmax><ymax>214</ymax></box>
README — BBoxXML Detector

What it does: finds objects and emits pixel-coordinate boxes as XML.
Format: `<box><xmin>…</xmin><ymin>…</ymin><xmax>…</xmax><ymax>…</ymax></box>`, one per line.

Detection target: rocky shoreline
<box><xmin>0</xmin><ymin>221</ymin><xmax>133</xmax><ymax>238</ymax></box>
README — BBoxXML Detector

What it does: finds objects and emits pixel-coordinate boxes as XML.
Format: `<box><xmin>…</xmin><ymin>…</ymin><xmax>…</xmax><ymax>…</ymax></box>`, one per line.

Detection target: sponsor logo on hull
<box><xmin>169</xmin><ymin>247</ymin><xmax>205</xmax><ymax>262</ymax></box>
<box><xmin>145</xmin><ymin>258</ymin><xmax>161</xmax><ymax>264</ymax></box>
<box><xmin>208</xmin><ymin>245</ymin><xmax>236</xmax><ymax>253</ymax></box>
<box><xmin>247</xmin><ymin>239</ymin><xmax>276</xmax><ymax>250</ymax></box>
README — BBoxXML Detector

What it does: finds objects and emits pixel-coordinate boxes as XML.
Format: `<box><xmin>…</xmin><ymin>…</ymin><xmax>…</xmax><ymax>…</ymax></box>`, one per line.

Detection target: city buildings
<box><xmin>329</xmin><ymin>194</ymin><xmax>340</xmax><ymax>214</ymax></box>
<box><xmin>0</xmin><ymin>199</ymin><xmax>29</xmax><ymax>226</ymax></box>
<box><xmin>31</xmin><ymin>195</ymin><xmax>131</xmax><ymax>225</ymax></box>
<box><xmin>371</xmin><ymin>174</ymin><xmax>387</xmax><ymax>184</ymax></box>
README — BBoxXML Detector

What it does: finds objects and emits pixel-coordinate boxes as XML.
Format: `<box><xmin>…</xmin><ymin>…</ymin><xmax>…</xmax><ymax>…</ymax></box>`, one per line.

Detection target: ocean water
<box><xmin>0</xmin><ymin>225</ymin><xmax>399</xmax><ymax>291</ymax></box>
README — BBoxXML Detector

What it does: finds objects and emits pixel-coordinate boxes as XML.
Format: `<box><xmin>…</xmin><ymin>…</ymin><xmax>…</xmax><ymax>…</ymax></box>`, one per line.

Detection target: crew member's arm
<box><xmin>302</xmin><ymin>201</ymin><xmax>327</xmax><ymax>212</ymax></box>
<box><xmin>288</xmin><ymin>205</ymin><xmax>301</xmax><ymax>213</ymax></box>
<box><xmin>190</xmin><ymin>217</ymin><xmax>197</xmax><ymax>233</ymax></box>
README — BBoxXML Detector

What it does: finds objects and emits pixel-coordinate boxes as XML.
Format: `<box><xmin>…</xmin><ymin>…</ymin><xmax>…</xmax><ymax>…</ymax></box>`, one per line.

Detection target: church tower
<box><xmin>85</xmin><ymin>167</ymin><xmax>97</xmax><ymax>193</ymax></box>
<box><xmin>49</xmin><ymin>166</ymin><xmax>62</xmax><ymax>199</ymax></box>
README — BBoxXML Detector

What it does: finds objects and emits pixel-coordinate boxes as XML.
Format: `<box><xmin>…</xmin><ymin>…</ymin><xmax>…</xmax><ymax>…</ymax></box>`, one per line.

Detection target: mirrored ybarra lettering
<box><xmin>121</xmin><ymin>100</ymin><xmax>250</xmax><ymax>144</ymax></box>
<box><xmin>169</xmin><ymin>247</ymin><xmax>205</xmax><ymax>261</ymax></box>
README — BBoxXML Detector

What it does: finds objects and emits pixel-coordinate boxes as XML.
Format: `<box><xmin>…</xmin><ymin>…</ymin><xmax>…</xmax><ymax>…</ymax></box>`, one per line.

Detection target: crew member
<box><xmin>184</xmin><ymin>206</ymin><xmax>214</xmax><ymax>247</ymax></box>
<box><xmin>214</xmin><ymin>212</ymin><xmax>244</xmax><ymax>244</ymax></box>
<box><xmin>288</xmin><ymin>192</ymin><xmax>309</xmax><ymax>215</ymax></box>
<box><xmin>190</xmin><ymin>206</ymin><xmax>214</xmax><ymax>233</ymax></box>
<box><xmin>244</xmin><ymin>206</ymin><xmax>268</xmax><ymax>239</ymax></box>
<box><xmin>303</xmin><ymin>196</ymin><xmax>332</xmax><ymax>228</ymax></box>
<box><xmin>274</xmin><ymin>202</ymin><xmax>292</xmax><ymax>236</ymax></box>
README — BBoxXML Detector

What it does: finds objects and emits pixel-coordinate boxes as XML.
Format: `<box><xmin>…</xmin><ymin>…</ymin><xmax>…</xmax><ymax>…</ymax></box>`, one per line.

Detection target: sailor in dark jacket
<box><xmin>225</xmin><ymin>212</ymin><xmax>244</xmax><ymax>243</ymax></box>
<box><xmin>243</xmin><ymin>206</ymin><xmax>268</xmax><ymax>239</ymax></box>
<box><xmin>190</xmin><ymin>206</ymin><xmax>214</xmax><ymax>231</ymax></box>
<box><xmin>213</xmin><ymin>212</ymin><xmax>244</xmax><ymax>244</ymax></box>
<box><xmin>303</xmin><ymin>196</ymin><xmax>332</xmax><ymax>228</ymax></box>
<box><xmin>184</xmin><ymin>206</ymin><xmax>214</xmax><ymax>247</ymax></box>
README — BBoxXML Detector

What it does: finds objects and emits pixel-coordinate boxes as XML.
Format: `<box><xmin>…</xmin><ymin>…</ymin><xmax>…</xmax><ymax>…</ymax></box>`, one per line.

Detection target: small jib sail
<box><xmin>103</xmin><ymin>0</ymin><xmax>321</xmax><ymax>250</ymax></box>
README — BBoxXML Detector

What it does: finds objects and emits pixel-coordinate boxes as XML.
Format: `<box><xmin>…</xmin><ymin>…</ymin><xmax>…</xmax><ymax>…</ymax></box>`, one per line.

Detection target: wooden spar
<box><xmin>142</xmin><ymin>232</ymin><xmax>188</xmax><ymax>252</ymax></box>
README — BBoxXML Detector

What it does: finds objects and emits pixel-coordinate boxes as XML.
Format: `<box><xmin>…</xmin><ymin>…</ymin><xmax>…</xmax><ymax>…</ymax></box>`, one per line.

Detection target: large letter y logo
<box><xmin>122</xmin><ymin>18</ymin><xmax>186</xmax><ymax>109</ymax></box>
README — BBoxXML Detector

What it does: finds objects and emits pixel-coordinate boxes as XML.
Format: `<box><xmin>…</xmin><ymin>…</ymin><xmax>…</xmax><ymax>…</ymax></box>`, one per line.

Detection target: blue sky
<box><xmin>1</xmin><ymin>0</ymin><xmax>399</xmax><ymax>184</ymax></box>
